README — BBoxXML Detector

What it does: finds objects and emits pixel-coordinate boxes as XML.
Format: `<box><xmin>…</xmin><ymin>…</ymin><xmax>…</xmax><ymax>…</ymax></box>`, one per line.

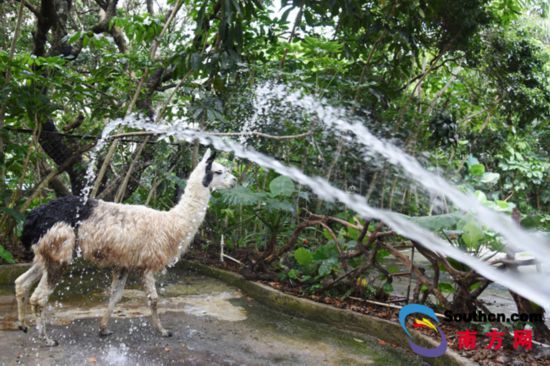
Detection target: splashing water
<box><xmin>82</xmin><ymin>121</ymin><xmax>122</xmax><ymax>202</ymax></box>
<box><xmin>89</xmin><ymin>114</ymin><xmax>550</xmax><ymax>308</ymax></box>
<box><xmin>103</xmin><ymin>343</ymin><xmax>130</xmax><ymax>366</ymax></box>
<box><xmin>253</xmin><ymin>83</ymin><xmax>550</xmax><ymax>262</ymax></box>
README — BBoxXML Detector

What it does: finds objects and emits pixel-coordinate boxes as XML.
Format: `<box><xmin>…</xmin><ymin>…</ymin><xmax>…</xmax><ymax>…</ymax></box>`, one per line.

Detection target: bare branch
<box><xmin>108</xmin><ymin>130</ymin><xmax>313</xmax><ymax>141</ymax></box>
<box><xmin>92</xmin><ymin>0</ymin><xmax>127</xmax><ymax>53</ymax></box>
<box><xmin>15</xmin><ymin>0</ymin><xmax>39</xmax><ymax>17</ymax></box>
<box><xmin>21</xmin><ymin>142</ymin><xmax>95</xmax><ymax>212</ymax></box>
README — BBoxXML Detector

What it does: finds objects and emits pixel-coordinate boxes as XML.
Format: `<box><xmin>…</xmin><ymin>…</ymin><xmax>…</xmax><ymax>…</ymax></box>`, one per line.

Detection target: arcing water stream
<box><xmin>253</xmin><ymin>83</ymin><xmax>550</xmax><ymax>262</ymax></box>
<box><xmin>89</xmin><ymin>108</ymin><xmax>550</xmax><ymax>308</ymax></box>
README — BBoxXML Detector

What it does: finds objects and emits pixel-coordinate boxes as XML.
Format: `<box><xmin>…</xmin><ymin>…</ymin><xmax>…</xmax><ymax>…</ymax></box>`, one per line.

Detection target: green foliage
<box><xmin>438</xmin><ymin>282</ymin><xmax>454</xmax><ymax>294</ymax></box>
<box><xmin>0</xmin><ymin>245</ymin><xmax>15</xmax><ymax>264</ymax></box>
<box><xmin>220</xmin><ymin>176</ymin><xmax>296</xmax><ymax>213</ymax></box>
<box><xmin>294</xmin><ymin>247</ymin><xmax>314</xmax><ymax>267</ymax></box>
<box><xmin>468</xmin><ymin>163</ymin><xmax>485</xmax><ymax>177</ymax></box>
<box><xmin>460</xmin><ymin>220</ymin><xmax>485</xmax><ymax>250</ymax></box>
<box><xmin>0</xmin><ymin>207</ymin><xmax>25</xmax><ymax>223</ymax></box>
<box><xmin>521</xmin><ymin>214</ymin><xmax>550</xmax><ymax>231</ymax></box>
<box><xmin>406</xmin><ymin>213</ymin><xmax>463</xmax><ymax>232</ymax></box>
<box><xmin>269</xmin><ymin>176</ymin><xmax>295</xmax><ymax>197</ymax></box>
<box><xmin>220</xmin><ymin>186</ymin><xmax>268</xmax><ymax>206</ymax></box>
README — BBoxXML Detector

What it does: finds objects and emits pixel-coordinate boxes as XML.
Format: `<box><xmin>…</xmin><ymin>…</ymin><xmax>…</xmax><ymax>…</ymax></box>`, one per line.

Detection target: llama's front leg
<box><xmin>142</xmin><ymin>271</ymin><xmax>171</xmax><ymax>337</ymax></box>
<box><xmin>99</xmin><ymin>268</ymin><xmax>128</xmax><ymax>336</ymax></box>
<box><xmin>29</xmin><ymin>271</ymin><xmax>57</xmax><ymax>346</ymax></box>
<box><xmin>15</xmin><ymin>262</ymin><xmax>43</xmax><ymax>332</ymax></box>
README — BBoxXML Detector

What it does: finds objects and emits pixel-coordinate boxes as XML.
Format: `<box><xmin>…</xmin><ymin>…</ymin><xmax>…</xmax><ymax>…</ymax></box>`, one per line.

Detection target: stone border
<box><xmin>0</xmin><ymin>263</ymin><xmax>31</xmax><ymax>286</ymax></box>
<box><xmin>180</xmin><ymin>260</ymin><xmax>476</xmax><ymax>366</ymax></box>
<box><xmin>0</xmin><ymin>262</ymin><xmax>475</xmax><ymax>365</ymax></box>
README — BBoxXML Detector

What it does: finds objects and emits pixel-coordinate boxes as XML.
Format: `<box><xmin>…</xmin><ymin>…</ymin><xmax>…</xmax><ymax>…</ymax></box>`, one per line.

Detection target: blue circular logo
<box><xmin>399</xmin><ymin>304</ymin><xmax>447</xmax><ymax>357</ymax></box>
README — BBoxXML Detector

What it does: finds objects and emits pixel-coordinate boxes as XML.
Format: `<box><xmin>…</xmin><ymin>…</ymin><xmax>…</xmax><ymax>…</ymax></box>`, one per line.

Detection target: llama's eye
<box><xmin>214</xmin><ymin>171</ymin><xmax>223</xmax><ymax>175</ymax></box>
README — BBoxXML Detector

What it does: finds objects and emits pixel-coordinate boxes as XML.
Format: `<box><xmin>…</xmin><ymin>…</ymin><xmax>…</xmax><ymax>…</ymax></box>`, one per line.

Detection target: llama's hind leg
<box><xmin>142</xmin><ymin>271</ymin><xmax>171</xmax><ymax>337</ymax></box>
<box><xmin>15</xmin><ymin>262</ymin><xmax>43</xmax><ymax>332</ymax></box>
<box><xmin>29</xmin><ymin>268</ymin><xmax>60</xmax><ymax>346</ymax></box>
<box><xmin>99</xmin><ymin>268</ymin><xmax>128</xmax><ymax>337</ymax></box>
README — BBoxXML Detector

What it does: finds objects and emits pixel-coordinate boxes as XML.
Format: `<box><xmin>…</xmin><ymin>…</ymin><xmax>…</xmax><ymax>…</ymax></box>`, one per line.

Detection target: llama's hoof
<box><xmin>99</xmin><ymin>329</ymin><xmax>113</xmax><ymax>337</ymax></box>
<box><xmin>18</xmin><ymin>324</ymin><xmax>28</xmax><ymax>333</ymax></box>
<box><xmin>161</xmin><ymin>330</ymin><xmax>173</xmax><ymax>337</ymax></box>
<box><xmin>45</xmin><ymin>339</ymin><xmax>59</xmax><ymax>347</ymax></box>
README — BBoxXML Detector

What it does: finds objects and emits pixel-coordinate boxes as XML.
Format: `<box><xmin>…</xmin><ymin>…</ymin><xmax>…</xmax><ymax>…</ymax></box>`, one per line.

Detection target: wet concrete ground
<box><xmin>0</xmin><ymin>267</ymin><xmax>428</xmax><ymax>366</ymax></box>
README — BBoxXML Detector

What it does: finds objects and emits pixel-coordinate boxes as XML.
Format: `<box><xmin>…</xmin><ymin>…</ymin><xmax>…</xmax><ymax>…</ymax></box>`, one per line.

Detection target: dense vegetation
<box><xmin>1</xmin><ymin>0</ymin><xmax>549</xmax><ymax>341</ymax></box>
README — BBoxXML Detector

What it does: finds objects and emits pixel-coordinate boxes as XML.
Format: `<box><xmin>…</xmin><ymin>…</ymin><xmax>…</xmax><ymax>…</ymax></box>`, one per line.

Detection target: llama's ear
<box><xmin>201</xmin><ymin>149</ymin><xmax>217</xmax><ymax>187</ymax></box>
<box><xmin>200</xmin><ymin>148</ymin><xmax>212</xmax><ymax>163</ymax></box>
<box><xmin>200</xmin><ymin>148</ymin><xmax>217</xmax><ymax>165</ymax></box>
<box><xmin>206</xmin><ymin>150</ymin><xmax>217</xmax><ymax>166</ymax></box>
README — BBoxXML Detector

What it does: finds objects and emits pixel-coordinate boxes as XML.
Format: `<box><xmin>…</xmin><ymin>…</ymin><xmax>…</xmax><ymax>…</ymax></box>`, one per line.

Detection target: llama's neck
<box><xmin>168</xmin><ymin>180</ymin><xmax>211</xmax><ymax>259</ymax></box>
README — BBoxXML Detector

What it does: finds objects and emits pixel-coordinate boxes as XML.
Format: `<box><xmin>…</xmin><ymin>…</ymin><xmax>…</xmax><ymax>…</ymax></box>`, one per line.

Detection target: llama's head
<box><xmin>199</xmin><ymin>149</ymin><xmax>237</xmax><ymax>190</ymax></box>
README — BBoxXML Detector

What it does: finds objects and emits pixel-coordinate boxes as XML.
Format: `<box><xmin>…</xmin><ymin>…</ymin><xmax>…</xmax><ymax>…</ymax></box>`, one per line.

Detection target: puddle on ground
<box><xmin>0</xmin><ymin>278</ymin><xmax>247</xmax><ymax>329</ymax></box>
<box><xmin>180</xmin><ymin>291</ymin><xmax>247</xmax><ymax>321</ymax></box>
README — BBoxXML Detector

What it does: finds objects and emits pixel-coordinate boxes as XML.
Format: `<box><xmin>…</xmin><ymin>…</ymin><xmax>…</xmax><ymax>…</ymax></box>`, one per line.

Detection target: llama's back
<box><xmin>21</xmin><ymin>196</ymin><xmax>98</xmax><ymax>252</ymax></box>
<box><xmin>77</xmin><ymin>200</ymin><xmax>180</xmax><ymax>271</ymax></box>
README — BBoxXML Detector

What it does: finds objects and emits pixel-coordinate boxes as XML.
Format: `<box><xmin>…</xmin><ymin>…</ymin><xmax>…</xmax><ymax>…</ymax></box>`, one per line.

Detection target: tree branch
<box><xmin>108</xmin><ymin>130</ymin><xmax>313</xmax><ymax>140</ymax></box>
<box><xmin>21</xmin><ymin>142</ymin><xmax>95</xmax><ymax>212</ymax></box>
<box><xmin>15</xmin><ymin>0</ymin><xmax>39</xmax><ymax>17</ymax></box>
<box><xmin>92</xmin><ymin>0</ymin><xmax>127</xmax><ymax>53</ymax></box>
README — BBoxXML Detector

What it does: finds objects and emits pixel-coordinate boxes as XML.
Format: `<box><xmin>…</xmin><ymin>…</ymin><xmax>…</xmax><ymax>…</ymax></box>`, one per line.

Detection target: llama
<box><xmin>14</xmin><ymin>149</ymin><xmax>236</xmax><ymax>346</ymax></box>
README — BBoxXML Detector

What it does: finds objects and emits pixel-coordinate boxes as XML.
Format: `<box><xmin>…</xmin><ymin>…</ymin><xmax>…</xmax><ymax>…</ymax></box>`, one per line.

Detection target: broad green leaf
<box><xmin>318</xmin><ymin>258</ymin><xmax>338</xmax><ymax>276</ymax></box>
<box><xmin>469</xmin><ymin>163</ymin><xmax>485</xmax><ymax>176</ymax></box>
<box><xmin>438</xmin><ymin>282</ymin><xmax>454</xmax><ymax>293</ymax></box>
<box><xmin>405</xmin><ymin>212</ymin><xmax>463</xmax><ymax>231</ymax></box>
<box><xmin>294</xmin><ymin>247</ymin><xmax>314</xmax><ymax>267</ymax></box>
<box><xmin>288</xmin><ymin>269</ymin><xmax>300</xmax><ymax>280</ymax></box>
<box><xmin>269</xmin><ymin>176</ymin><xmax>295</xmax><ymax>197</ymax></box>
<box><xmin>387</xmin><ymin>264</ymin><xmax>400</xmax><ymax>273</ymax></box>
<box><xmin>480</xmin><ymin>172</ymin><xmax>500</xmax><ymax>185</ymax></box>
<box><xmin>469</xmin><ymin>281</ymin><xmax>482</xmax><ymax>291</ymax></box>
<box><xmin>313</xmin><ymin>243</ymin><xmax>338</xmax><ymax>260</ymax></box>
<box><xmin>220</xmin><ymin>186</ymin><xmax>267</xmax><ymax>206</ymax></box>
<box><xmin>474</xmin><ymin>190</ymin><xmax>487</xmax><ymax>202</ymax></box>
<box><xmin>0</xmin><ymin>245</ymin><xmax>15</xmax><ymax>264</ymax></box>
<box><xmin>461</xmin><ymin>220</ymin><xmax>484</xmax><ymax>249</ymax></box>
<box><xmin>264</xmin><ymin>199</ymin><xmax>294</xmax><ymax>212</ymax></box>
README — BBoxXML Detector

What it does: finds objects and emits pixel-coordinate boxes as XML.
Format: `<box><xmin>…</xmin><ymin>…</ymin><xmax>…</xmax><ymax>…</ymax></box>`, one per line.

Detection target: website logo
<box><xmin>399</xmin><ymin>304</ymin><xmax>447</xmax><ymax>357</ymax></box>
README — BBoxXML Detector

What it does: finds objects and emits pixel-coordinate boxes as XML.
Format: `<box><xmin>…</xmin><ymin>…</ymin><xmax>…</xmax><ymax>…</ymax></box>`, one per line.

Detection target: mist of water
<box><xmin>91</xmin><ymin>115</ymin><xmax>550</xmax><ymax>308</ymax></box>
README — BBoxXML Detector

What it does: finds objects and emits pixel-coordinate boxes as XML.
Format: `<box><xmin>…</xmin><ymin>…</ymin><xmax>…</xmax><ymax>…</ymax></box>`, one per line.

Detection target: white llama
<box><xmin>14</xmin><ymin>149</ymin><xmax>236</xmax><ymax>345</ymax></box>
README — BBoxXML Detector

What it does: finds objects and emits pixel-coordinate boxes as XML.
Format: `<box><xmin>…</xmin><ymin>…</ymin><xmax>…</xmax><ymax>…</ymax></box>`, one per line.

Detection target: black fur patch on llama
<box><xmin>202</xmin><ymin>151</ymin><xmax>217</xmax><ymax>187</ymax></box>
<box><xmin>202</xmin><ymin>170</ymin><xmax>214</xmax><ymax>187</ymax></box>
<box><xmin>21</xmin><ymin>196</ymin><xmax>98</xmax><ymax>251</ymax></box>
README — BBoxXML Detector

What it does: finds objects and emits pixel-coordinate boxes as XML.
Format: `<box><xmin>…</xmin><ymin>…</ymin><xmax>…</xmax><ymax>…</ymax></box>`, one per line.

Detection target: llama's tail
<box><xmin>21</xmin><ymin>209</ymin><xmax>42</xmax><ymax>252</ymax></box>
